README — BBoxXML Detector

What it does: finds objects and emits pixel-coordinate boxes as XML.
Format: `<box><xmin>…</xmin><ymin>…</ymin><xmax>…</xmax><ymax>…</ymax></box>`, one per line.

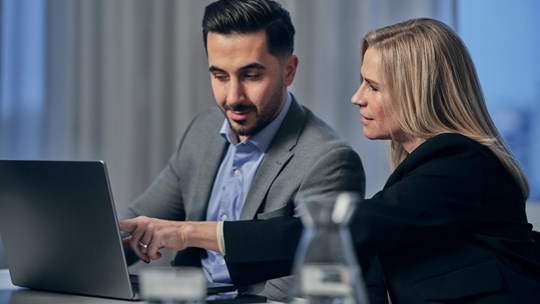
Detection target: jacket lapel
<box><xmin>188</xmin><ymin>126</ymin><xmax>228</xmax><ymax>221</ymax></box>
<box><xmin>240</xmin><ymin>97</ymin><xmax>306</xmax><ymax>220</ymax></box>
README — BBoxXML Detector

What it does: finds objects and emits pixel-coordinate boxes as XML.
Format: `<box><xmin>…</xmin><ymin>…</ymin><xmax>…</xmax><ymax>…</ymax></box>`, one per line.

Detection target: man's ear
<box><xmin>283</xmin><ymin>55</ymin><xmax>298</xmax><ymax>86</ymax></box>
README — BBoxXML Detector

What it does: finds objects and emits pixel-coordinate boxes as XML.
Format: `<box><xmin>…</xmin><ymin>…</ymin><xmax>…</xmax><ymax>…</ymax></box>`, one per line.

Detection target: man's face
<box><xmin>207</xmin><ymin>30</ymin><xmax>298</xmax><ymax>142</ymax></box>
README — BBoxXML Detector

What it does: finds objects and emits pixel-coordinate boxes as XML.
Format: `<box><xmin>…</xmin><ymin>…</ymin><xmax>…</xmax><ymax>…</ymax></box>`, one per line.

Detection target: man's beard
<box><xmin>226</xmin><ymin>84</ymin><xmax>284</xmax><ymax>138</ymax></box>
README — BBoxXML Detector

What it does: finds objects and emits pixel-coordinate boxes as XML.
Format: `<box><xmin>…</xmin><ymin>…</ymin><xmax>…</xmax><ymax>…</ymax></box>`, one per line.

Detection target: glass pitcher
<box><xmin>291</xmin><ymin>192</ymin><xmax>369</xmax><ymax>304</ymax></box>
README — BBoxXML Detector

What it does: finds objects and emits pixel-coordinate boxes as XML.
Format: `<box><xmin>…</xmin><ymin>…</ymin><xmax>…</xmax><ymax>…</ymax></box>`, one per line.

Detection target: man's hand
<box><xmin>119</xmin><ymin>216</ymin><xmax>219</xmax><ymax>263</ymax></box>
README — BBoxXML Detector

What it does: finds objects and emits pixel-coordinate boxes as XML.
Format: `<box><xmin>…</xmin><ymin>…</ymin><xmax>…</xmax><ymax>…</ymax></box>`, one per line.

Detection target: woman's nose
<box><xmin>351</xmin><ymin>84</ymin><xmax>366</xmax><ymax>106</ymax></box>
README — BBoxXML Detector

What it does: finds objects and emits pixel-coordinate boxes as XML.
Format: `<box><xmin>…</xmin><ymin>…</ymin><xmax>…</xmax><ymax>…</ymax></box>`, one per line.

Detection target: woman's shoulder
<box><xmin>414</xmin><ymin>133</ymin><xmax>491</xmax><ymax>157</ymax></box>
<box><xmin>401</xmin><ymin>132</ymin><xmax>498</xmax><ymax>172</ymax></box>
<box><xmin>423</xmin><ymin>132</ymin><xmax>481</xmax><ymax>148</ymax></box>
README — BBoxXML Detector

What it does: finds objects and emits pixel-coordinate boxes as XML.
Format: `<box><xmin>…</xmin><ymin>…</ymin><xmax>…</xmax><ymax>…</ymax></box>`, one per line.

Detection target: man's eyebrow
<box><xmin>209</xmin><ymin>66</ymin><xmax>225</xmax><ymax>73</ymax></box>
<box><xmin>239</xmin><ymin>63</ymin><xmax>266</xmax><ymax>71</ymax></box>
<box><xmin>208</xmin><ymin>63</ymin><xmax>266</xmax><ymax>73</ymax></box>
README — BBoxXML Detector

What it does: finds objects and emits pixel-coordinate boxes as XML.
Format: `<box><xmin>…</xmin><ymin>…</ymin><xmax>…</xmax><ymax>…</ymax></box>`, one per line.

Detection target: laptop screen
<box><xmin>0</xmin><ymin>160</ymin><xmax>137</xmax><ymax>300</ymax></box>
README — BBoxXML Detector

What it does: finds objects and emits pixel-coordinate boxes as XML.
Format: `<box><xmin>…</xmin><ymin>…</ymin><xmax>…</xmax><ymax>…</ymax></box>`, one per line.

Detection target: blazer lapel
<box><xmin>240</xmin><ymin>97</ymin><xmax>306</xmax><ymax>220</ymax></box>
<box><xmin>188</xmin><ymin>128</ymin><xmax>228</xmax><ymax>221</ymax></box>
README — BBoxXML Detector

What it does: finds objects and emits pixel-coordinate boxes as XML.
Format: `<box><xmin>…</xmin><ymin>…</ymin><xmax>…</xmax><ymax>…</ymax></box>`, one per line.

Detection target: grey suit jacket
<box><xmin>125</xmin><ymin>97</ymin><xmax>366</xmax><ymax>300</ymax></box>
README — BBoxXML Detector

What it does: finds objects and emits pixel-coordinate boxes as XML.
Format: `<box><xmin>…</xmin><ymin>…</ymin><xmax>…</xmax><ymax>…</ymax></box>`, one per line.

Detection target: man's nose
<box><xmin>226</xmin><ymin>79</ymin><xmax>244</xmax><ymax>104</ymax></box>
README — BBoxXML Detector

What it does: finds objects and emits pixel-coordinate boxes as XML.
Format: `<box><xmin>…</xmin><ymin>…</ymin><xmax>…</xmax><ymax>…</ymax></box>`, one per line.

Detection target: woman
<box><xmin>121</xmin><ymin>18</ymin><xmax>540</xmax><ymax>303</ymax></box>
<box><xmin>343</xmin><ymin>17</ymin><xmax>539</xmax><ymax>302</ymax></box>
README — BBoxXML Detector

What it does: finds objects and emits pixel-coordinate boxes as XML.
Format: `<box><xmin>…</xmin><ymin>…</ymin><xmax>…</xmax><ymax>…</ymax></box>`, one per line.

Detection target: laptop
<box><xmin>0</xmin><ymin>160</ymin><xmax>236</xmax><ymax>301</ymax></box>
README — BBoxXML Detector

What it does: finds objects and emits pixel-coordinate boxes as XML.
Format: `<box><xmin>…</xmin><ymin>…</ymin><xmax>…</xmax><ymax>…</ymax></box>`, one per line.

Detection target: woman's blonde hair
<box><xmin>361</xmin><ymin>18</ymin><xmax>529</xmax><ymax>199</ymax></box>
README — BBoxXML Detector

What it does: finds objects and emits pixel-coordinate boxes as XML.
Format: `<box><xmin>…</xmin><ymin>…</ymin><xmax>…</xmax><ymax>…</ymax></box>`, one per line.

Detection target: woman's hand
<box><xmin>119</xmin><ymin>216</ymin><xmax>219</xmax><ymax>263</ymax></box>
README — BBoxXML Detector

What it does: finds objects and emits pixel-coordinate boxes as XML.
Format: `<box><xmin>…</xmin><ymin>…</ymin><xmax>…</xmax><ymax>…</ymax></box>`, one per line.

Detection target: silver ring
<box><xmin>138</xmin><ymin>241</ymin><xmax>148</xmax><ymax>249</ymax></box>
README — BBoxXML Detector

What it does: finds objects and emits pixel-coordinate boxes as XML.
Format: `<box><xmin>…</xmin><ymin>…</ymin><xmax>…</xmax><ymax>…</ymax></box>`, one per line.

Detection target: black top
<box><xmin>224</xmin><ymin>133</ymin><xmax>540</xmax><ymax>303</ymax></box>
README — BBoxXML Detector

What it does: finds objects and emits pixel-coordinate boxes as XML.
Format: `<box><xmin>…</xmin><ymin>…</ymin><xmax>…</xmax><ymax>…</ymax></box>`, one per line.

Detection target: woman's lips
<box><xmin>360</xmin><ymin>114</ymin><xmax>373</xmax><ymax>125</ymax></box>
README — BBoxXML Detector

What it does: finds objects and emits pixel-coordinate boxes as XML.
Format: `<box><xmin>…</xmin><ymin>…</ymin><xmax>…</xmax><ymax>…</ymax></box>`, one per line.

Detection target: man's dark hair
<box><xmin>202</xmin><ymin>0</ymin><xmax>295</xmax><ymax>59</ymax></box>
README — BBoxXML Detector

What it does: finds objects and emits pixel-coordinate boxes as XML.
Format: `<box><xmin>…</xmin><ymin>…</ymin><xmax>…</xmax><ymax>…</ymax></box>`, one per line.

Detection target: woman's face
<box><xmin>351</xmin><ymin>47</ymin><xmax>401</xmax><ymax>141</ymax></box>
<box><xmin>351</xmin><ymin>47</ymin><xmax>424</xmax><ymax>152</ymax></box>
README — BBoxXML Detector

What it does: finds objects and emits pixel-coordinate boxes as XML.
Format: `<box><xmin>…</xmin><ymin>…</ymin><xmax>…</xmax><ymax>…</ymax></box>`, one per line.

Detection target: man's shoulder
<box><xmin>192</xmin><ymin>107</ymin><xmax>223</xmax><ymax>121</ymax></box>
<box><xmin>187</xmin><ymin>107</ymin><xmax>223</xmax><ymax>131</ymax></box>
<box><xmin>175</xmin><ymin>107</ymin><xmax>224</xmax><ymax>145</ymax></box>
<box><xmin>298</xmin><ymin>105</ymin><xmax>350</xmax><ymax>146</ymax></box>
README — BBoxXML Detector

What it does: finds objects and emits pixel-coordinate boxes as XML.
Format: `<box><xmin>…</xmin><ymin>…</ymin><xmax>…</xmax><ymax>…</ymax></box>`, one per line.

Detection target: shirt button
<box><xmin>219</xmin><ymin>259</ymin><xmax>226</xmax><ymax>265</ymax></box>
<box><xmin>220</xmin><ymin>214</ymin><xmax>228</xmax><ymax>221</ymax></box>
<box><xmin>234</xmin><ymin>170</ymin><xmax>241</xmax><ymax>176</ymax></box>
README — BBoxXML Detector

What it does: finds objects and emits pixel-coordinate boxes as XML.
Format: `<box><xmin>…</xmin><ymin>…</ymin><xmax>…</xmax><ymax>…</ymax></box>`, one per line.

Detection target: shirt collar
<box><xmin>219</xmin><ymin>91</ymin><xmax>293</xmax><ymax>152</ymax></box>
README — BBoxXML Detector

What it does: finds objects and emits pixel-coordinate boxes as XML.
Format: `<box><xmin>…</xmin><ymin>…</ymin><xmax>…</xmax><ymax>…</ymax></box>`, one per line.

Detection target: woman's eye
<box><xmin>364</xmin><ymin>80</ymin><xmax>379</xmax><ymax>92</ymax></box>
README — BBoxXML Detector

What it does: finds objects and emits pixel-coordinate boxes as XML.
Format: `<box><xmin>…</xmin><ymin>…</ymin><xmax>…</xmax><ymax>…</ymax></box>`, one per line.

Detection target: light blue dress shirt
<box><xmin>202</xmin><ymin>93</ymin><xmax>293</xmax><ymax>283</ymax></box>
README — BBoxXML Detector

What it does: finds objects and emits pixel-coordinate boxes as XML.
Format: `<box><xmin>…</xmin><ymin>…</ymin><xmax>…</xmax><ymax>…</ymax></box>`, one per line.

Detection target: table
<box><xmin>0</xmin><ymin>269</ymin><xmax>274</xmax><ymax>304</ymax></box>
<box><xmin>0</xmin><ymin>269</ymin><xmax>139</xmax><ymax>304</ymax></box>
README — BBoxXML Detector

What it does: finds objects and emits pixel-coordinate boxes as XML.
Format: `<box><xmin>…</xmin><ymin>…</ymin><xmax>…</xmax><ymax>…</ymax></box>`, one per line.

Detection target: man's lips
<box><xmin>228</xmin><ymin>110</ymin><xmax>251</xmax><ymax>121</ymax></box>
<box><xmin>225</xmin><ymin>104</ymin><xmax>255</xmax><ymax>121</ymax></box>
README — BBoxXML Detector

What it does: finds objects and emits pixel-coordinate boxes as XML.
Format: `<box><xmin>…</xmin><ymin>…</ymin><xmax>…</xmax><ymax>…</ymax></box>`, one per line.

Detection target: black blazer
<box><xmin>224</xmin><ymin>133</ymin><xmax>540</xmax><ymax>303</ymax></box>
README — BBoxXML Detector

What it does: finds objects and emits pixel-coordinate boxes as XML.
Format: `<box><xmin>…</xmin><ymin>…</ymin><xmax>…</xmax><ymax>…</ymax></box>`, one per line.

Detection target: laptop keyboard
<box><xmin>129</xmin><ymin>274</ymin><xmax>140</xmax><ymax>293</ymax></box>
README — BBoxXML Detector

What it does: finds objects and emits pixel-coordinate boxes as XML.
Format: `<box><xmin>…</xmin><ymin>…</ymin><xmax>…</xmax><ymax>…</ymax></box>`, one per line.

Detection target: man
<box><xmin>120</xmin><ymin>0</ymin><xmax>365</xmax><ymax>300</ymax></box>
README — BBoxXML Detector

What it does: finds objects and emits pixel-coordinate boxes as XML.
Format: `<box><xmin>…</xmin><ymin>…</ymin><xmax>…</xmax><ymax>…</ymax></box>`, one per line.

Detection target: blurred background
<box><xmin>1</xmin><ymin>0</ymin><xmax>539</xmax><ymax>268</ymax></box>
